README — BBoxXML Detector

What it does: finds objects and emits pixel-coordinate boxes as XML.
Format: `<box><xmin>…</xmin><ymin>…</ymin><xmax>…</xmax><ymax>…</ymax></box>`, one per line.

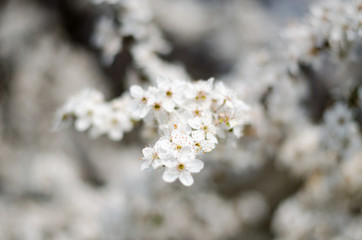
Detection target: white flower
<box><xmin>140</xmin><ymin>141</ymin><xmax>165</xmax><ymax>170</ymax></box>
<box><xmin>106</xmin><ymin>110</ymin><xmax>132</xmax><ymax>141</ymax></box>
<box><xmin>191</xmin><ymin>130</ymin><xmax>216</xmax><ymax>153</ymax></box>
<box><xmin>145</xmin><ymin>87</ymin><xmax>169</xmax><ymax>123</ymax></box>
<box><xmin>170</xmin><ymin>129</ymin><xmax>194</xmax><ymax>153</ymax></box>
<box><xmin>52</xmin><ymin>99</ymin><xmax>77</xmax><ymax>130</ymax></box>
<box><xmin>215</xmin><ymin>105</ymin><xmax>249</xmax><ymax>138</ymax></box>
<box><xmin>55</xmin><ymin>76</ymin><xmax>250</xmax><ymax>186</ymax></box>
<box><xmin>321</xmin><ymin>103</ymin><xmax>361</xmax><ymax>159</ymax></box>
<box><xmin>213</xmin><ymin>82</ymin><xmax>249</xmax><ymax>110</ymax></box>
<box><xmin>74</xmin><ymin>100</ymin><xmax>100</xmax><ymax>132</ymax></box>
<box><xmin>162</xmin><ymin>147</ymin><xmax>204</xmax><ymax>186</ymax></box>
<box><xmin>155</xmin><ymin>76</ymin><xmax>185</xmax><ymax>112</ymax></box>
<box><xmin>92</xmin><ymin>16</ymin><xmax>122</xmax><ymax>64</ymax></box>
<box><xmin>53</xmin><ymin>89</ymin><xmax>104</xmax><ymax>131</ymax></box>
<box><xmin>129</xmin><ymin>85</ymin><xmax>151</xmax><ymax>118</ymax></box>
<box><xmin>188</xmin><ymin>114</ymin><xmax>218</xmax><ymax>144</ymax></box>
<box><xmin>184</xmin><ymin>78</ymin><xmax>214</xmax><ymax>109</ymax></box>
<box><xmin>184</xmin><ymin>105</ymin><xmax>209</xmax><ymax>120</ymax></box>
<box><xmin>159</xmin><ymin>112</ymin><xmax>191</xmax><ymax>136</ymax></box>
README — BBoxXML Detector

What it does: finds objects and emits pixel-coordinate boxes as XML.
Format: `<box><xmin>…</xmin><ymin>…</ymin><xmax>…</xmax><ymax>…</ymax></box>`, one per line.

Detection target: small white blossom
<box><xmin>170</xmin><ymin>129</ymin><xmax>194</xmax><ymax>153</ymax></box>
<box><xmin>155</xmin><ymin>76</ymin><xmax>185</xmax><ymax>112</ymax></box>
<box><xmin>106</xmin><ymin>109</ymin><xmax>132</xmax><ymax>140</ymax></box>
<box><xmin>74</xmin><ymin>100</ymin><xmax>101</xmax><ymax>132</ymax></box>
<box><xmin>140</xmin><ymin>141</ymin><xmax>166</xmax><ymax>170</ymax></box>
<box><xmin>184</xmin><ymin>78</ymin><xmax>214</xmax><ymax>109</ymax></box>
<box><xmin>129</xmin><ymin>85</ymin><xmax>151</xmax><ymax>119</ymax></box>
<box><xmin>92</xmin><ymin>16</ymin><xmax>122</xmax><ymax>64</ymax></box>
<box><xmin>191</xmin><ymin>130</ymin><xmax>216</xmax><ymax>153</ymax></box>
<box><xmin>162</xmin><ymin>147</ymin><xmax>204</xmax><ymax>186</ymax></box>
<box><xmin>159</xmin><ymin>112</ymin><xmax>191</xmax><ymax>136</ymax></box>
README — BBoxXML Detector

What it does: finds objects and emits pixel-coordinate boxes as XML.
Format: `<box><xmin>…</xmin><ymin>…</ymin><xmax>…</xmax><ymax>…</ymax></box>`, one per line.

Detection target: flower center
<box><xmin>338</xmin><ymin>117</ymin><xmax>345</xmax><ymax>125</ymax></box>
<box><xmin>193</xmin><ymin>109</ymin><xmax>201</xmax><ymax>116</ymax></box>
<box><xmin>177</xmin><ymin>163</ymin><xmax>185</xmax><ymax>170</ymax></box>
<box><xmin>218</xmin><ymin>113</ymin><xmax>229</xmax><ymax>124</ymax></box>
<box><xmin>62</xmin><ymin>114</ymin><xmax>70</xmax><ymax>121</ymax></box>
<box><xmin>111</xmin><ymin>118</ymin><xmax>119</xmax><ymax>125</ymax></box>
<box><xmin>154</xmin><ymin>103</ymin><xmax>161</xmax><ymax>110</ymax></box>
<box><xmin>195</xmin><ymin>91</ymin><xmax>207</xmax><ymax>100</ymax></box>
<box><xmin>166</xmin><ymin>90</ymin><xmax>172</xmax><ymax>97</ymax></box>
<box><xmin>86</xmin><ymin>109</ymin><xmax>94</xmax><ymax>116</ymax></box>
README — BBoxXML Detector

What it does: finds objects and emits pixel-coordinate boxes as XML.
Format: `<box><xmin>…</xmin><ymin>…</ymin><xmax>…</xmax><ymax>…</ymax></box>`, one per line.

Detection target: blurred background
<box><xmin>1</xmin><ymin>0</ymin><xmax>361</xmax><ymax>239</ymax></box>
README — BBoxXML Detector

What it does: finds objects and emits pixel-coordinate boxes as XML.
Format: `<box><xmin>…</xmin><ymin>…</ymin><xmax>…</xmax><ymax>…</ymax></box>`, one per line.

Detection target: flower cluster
<box><xmin>132</xmin><ymin>77</ymin><xmax>249</xmax><ymax>186</ymax></box>
<box><xmin>91</xmin><ymin>0</ymin><xmax>189</xmax><ymax>82</ymax></box>
<box><xmin>54</xmin><ymin>77</ymin><xmax>250</xmax><ymax>186</ymax></box>
<box><xmin>321</xmin><ymin>102</ymin><xmax>361</xmax><ymax>160</ymax></box>
<box><xmin>91</xmin><ymin>0</ymin><xmax>171</xmax><ymax>70</ymax></box>
<box><xmin>53</xmin><ymin>89</ymin><xmax>134</xmax><ymax>141</ymax></box>
<box><xmin>283</xmin><ymin>0</ymin><xmax>362</xmax><ymax>67</ymax></box>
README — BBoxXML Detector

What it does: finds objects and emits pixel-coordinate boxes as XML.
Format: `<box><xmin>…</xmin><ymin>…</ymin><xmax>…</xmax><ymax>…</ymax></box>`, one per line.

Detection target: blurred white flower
<box><xmin>129</xmin><ymin>85</ymin><xmax>151</xmax><ymax>119</ymax></box>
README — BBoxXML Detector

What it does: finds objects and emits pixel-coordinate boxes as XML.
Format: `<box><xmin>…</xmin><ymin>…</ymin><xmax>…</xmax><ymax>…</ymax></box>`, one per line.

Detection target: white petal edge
<box><xmin>75</xmin><ymin>118</ymin><xmax>91</xmax><ymax>132</ymax></box>
<box><xmin>162</xmin><ymin>168</ymin><xmax>179</xmax><ymax>183</ymax></box>
<box><xmin>130</xmin><ymin>85</ymin><xmax>144</xmax><ymax>98</ymax></box>
<box><xmin>179</xmin><ymin>171</ymin><xmax>194</xmax><ymax>186</ymax></box>
<box><xmin>187</xmin><ymin>159</ymin><xmax>204</xmax><ymax>173</ymax></box>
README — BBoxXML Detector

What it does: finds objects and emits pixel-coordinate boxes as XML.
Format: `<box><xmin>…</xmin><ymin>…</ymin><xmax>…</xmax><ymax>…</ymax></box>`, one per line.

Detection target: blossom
<box><xmin>170</xmin><ymin>129</ymin><xmax>194</xmax><ymax>153</ymax></box>
<box><xmin>74</xmin><ymin>99</ymin><xmax>102</xmax><ymax>132</ymax></box>
<box><xmin>155</xmin><ymin>76</ymin><xmax>185</xmax><ymax>112</ymax></box>
<box><xmin>55</xmin><ymin>76</ymin><xmax>250</xmax><ymax>186</ymax></box>
<box><xmin>54</xmin><ymin>89</ymin><xmax>104</xmax><ymax>131</ymax></box>
<box><xmin>184</xmin><ymin>78</ymin><xmax>214</xmax><ymax>109</ymax></box>
<box><xmin>159</xmin><ymin>112</ymin><xmax>191</xmax><ymax>136</ymax></box>
<box><xmin>140</xmin><ymin>141</ymin><xmax>165</xmax><ymax>170</ymax></box>
<box><xmin>129</xmin><ymin>85</ymin><xmax>151</xmax><ymax>119</ymax></box>
<box><xmin>52</xmin><ymin>99</ymin><xmax>77</xmax><ymax>130</ymax></box>
<box><xmin>105</xmin><ymin>109</ymin><xmax>133</xmax><ymax>141</ymax></box>
<box><xmin>146</xmin><ymin>86</ymin><xmax>169</xmax><ymax>122</ymax></box>
<box><xmin>191</xmin><ymin>130</ymin><xmax>216</xmax><ymax>153</ymax></box>
<box><xmin>188</xmin><ymin>114</ymin><xmax>217</xmax><ymax>143</ymax></box>
<box><xmin>92</xmin><ymin>16</ymin><xmax>122</xmax><ymax>64</ymax></box>
<box><xmin>162</xmin><ymin>147</ymin><xmax>204</xmax><ymax>186</ymax></box>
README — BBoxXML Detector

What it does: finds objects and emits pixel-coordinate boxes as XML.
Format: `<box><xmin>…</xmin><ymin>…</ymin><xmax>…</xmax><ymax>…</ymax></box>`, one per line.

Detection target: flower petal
<box><xmin>142</xmin><ymin>147</ymin><xmax>154</xmax><ymax>158</ymax></box>
<box><xmin>162</xmin><ymin>168</ymin><xmax>179</xmax><ymax>183</ymax></box>
<box><xmin>163</xmin><ymin>100</ymin><xmax>175</xmax><ymax>113</ymax></box>
<box><xmin>186</xmin><ymin>159</ymin><xmax>204</xmax><ymax>173</ymax></box>
<box><xmin>192</xmin><ymin>130</ymin><xmax>205</xmax><ymax>142</ymax></box>
<box><xmin>179</xmin><ymin>171</ymin><xmax>194</xmax><ymax>186</ymax></box>
<box><xmin>108</xmin><ymin>128</ymin><xmax>124</xmax><ymax>141</ymax></box>
<box><xmin>201</xmin><ymin>140</ymin><xmax>215</xmax><ymax>153</ymax></box>
<box><xmin>151</xmin><ymin>159</ymin><xmax>163</xmax><ymax>169</ymax></box>
<box><xmin>138</xmin><ymin>104</ymin><xmax>150</xmax><ymax>118</ymax></box>
<box><xmin>75</xmin><ymin>118</ymin><xmax>91</xmax><ymax>131</ymax></box>
<box><xmin>130</xmin><ymin>85</ymin><xmax>144</xmax><ymax>98</ymax></box>
<box><xmin>140</xmin><ymin>159</ymin><xmax>152</xmax><ymax>171</ymax></box>
<box><xmin>188</xmin><ymin>118</ymin><xmax>202</xmax><ymax>129</ymax></box>
<box><xmin>156</xmin><ymin>76</ymin><xmax>169</xmax><ymax>89</ymax></box>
